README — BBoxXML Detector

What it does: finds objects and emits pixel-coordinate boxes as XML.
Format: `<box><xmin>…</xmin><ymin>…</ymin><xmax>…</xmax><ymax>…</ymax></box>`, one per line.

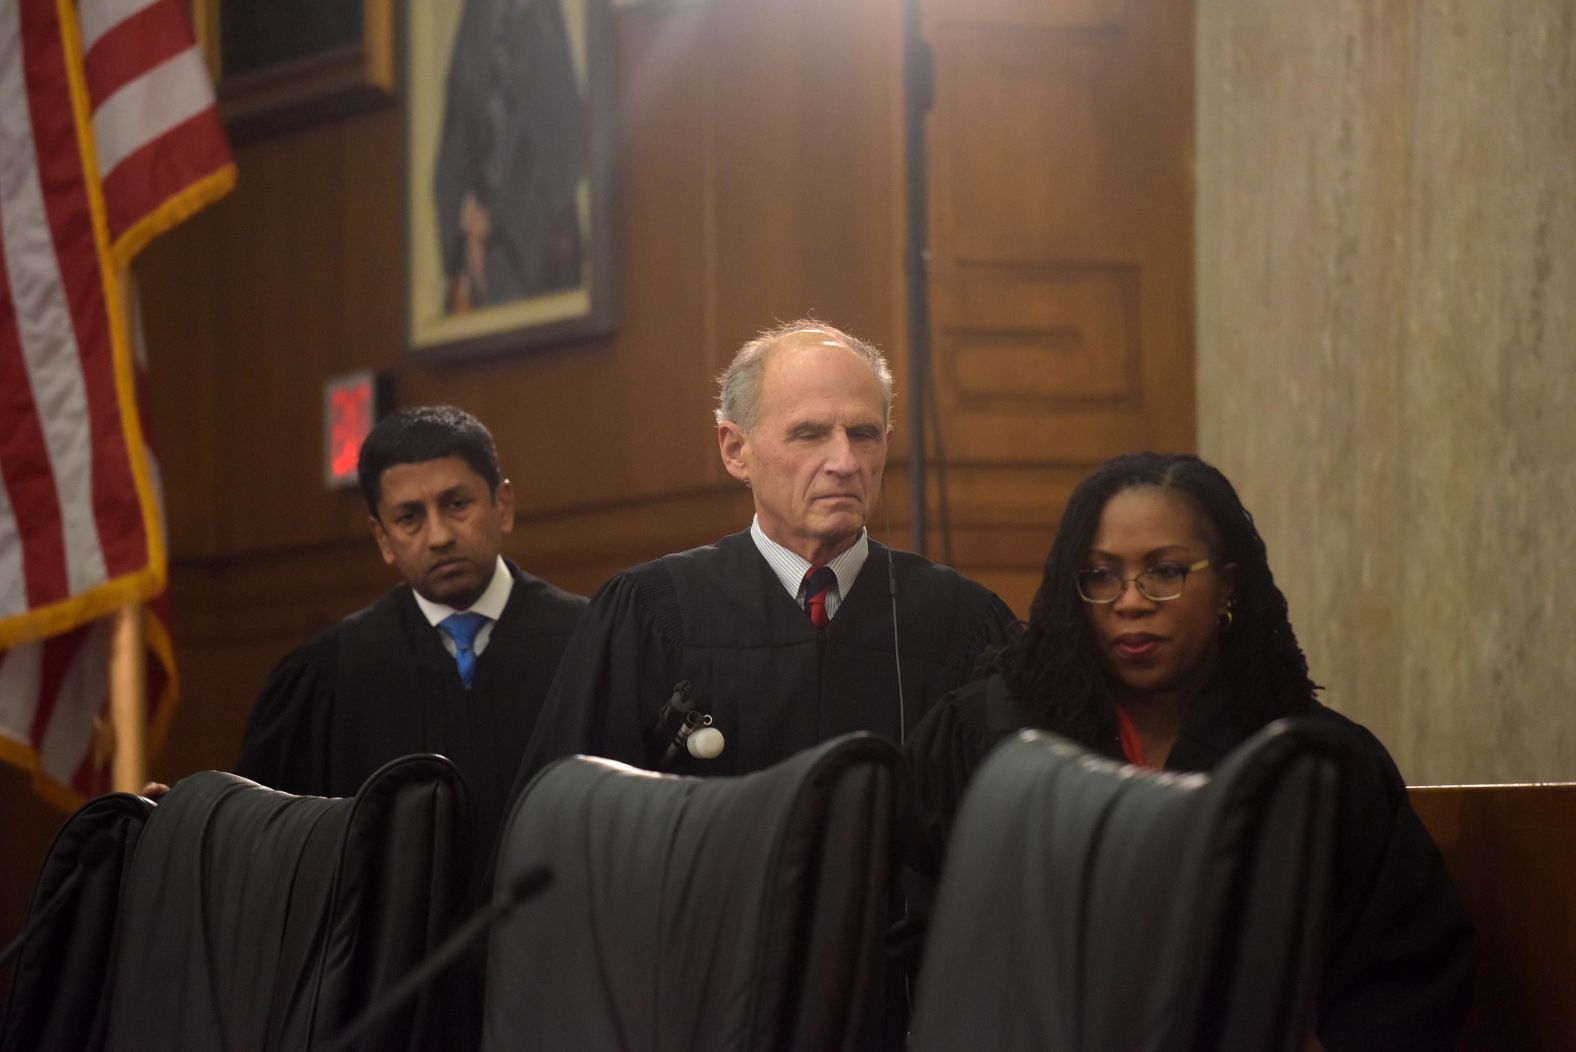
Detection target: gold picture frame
<box><xmin>192</xmin><ymin>0</ymin><xmax>396</xmax><ymax>142</ymax></box>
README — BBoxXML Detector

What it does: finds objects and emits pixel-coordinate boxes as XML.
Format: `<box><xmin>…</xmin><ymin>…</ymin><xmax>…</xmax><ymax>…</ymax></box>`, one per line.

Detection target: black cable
<box><xmin>882</xmin><ymin>485</ymin><xmax>906</xmax><ymax>745</ymax></box>
<box><xmin>902</xmin><ymin>0</ymin><xmax>932</xmax><ymax>559</ymax></box>
<box><xmin>924</xmin><ymin>348</ymin><xmax>954</xmax><ymax>567</ymax></box>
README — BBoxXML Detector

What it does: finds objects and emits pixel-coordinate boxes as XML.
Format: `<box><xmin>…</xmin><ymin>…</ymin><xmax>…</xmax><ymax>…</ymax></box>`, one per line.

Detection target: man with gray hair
<box><xmin>513</xmin><ymin>320</ymin><xmax>1014</xmax><ymax>786</ymax></box>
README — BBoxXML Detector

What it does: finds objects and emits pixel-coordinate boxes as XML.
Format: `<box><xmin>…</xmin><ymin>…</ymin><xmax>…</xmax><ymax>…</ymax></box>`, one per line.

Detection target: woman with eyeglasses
<box><xmin>904</xmin><ymin>451</ymin><xmax>1473</xmax><ymax>1050</ymax></box>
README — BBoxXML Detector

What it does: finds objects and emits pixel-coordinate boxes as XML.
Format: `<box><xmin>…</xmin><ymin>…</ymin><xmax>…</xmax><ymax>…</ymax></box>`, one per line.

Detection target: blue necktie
<box><xmin>440</xmin><ymin>612</ymin><xmax>490</xmax><ymax>688</ymax></box>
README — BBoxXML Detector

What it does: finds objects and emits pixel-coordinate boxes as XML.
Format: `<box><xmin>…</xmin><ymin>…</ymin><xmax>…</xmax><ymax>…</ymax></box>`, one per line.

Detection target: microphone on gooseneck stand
<box><xmin>320</xmin><ymin>866</ymin><xmax>553</xmax><ymax>1052</ymax></box>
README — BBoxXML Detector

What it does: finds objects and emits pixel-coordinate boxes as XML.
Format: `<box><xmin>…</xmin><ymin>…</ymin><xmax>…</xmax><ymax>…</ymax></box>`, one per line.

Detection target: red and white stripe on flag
<box><xmin>0</xmin><ymin>0</ymin><xmax>232</xmax><ymax>805</ymax></box>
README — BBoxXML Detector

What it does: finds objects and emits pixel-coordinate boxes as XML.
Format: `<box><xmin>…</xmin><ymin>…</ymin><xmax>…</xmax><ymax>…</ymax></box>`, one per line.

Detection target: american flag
<box><xmin>0</xmin><ymin>0</ymin><xmax>233</xmax><ymax>805</ymax></box>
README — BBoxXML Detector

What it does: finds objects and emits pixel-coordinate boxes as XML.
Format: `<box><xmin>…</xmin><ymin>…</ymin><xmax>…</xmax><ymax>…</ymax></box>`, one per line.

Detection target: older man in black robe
<box><xmin>513</xmin><ymin>321</ymin><xmax>1016</xmax><ymax>791</ymax></box>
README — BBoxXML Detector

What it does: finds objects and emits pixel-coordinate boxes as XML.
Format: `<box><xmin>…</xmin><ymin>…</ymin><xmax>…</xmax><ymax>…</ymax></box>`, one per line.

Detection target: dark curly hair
<box><xmin>989</xmin><ymin>452</ymin><xmax>1318</xmax><ymax>748</ymax></box>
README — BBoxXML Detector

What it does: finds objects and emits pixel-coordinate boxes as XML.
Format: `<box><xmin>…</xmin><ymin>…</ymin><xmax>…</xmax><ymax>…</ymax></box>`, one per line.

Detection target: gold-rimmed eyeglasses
<box><xmin>1076</xmin><ymin>558</ymin><xmax>1212</xmax><ymax>604</ymax></box>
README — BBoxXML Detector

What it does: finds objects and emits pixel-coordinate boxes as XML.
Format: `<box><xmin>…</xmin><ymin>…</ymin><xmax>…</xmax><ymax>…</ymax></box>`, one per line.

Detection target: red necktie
<box><xmin>803</xmin><ymin>566</ymin><xmax>837</xmax><ymax>633</ymax></box>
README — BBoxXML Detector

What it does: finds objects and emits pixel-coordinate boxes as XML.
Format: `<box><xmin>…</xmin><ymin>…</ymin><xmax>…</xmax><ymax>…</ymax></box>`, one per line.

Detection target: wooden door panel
<box><xmin>920</xmin><ymin>0</ymin><xmax>1193</xmax><ymax>613</ymax></box>
<box><xmin>939</xmin><ymin>265</ymin><xmax>1141</xmax><ymax>407</ymax></box>
<box><xmin>927</xmin><ymin>0</ymin><xmax>1129</xmax><ymax>31</ymax></box>
<box><xmin>933</xmin><ymin>31</ymin><xmax>1129</xmax><ymax>262</ymax></box>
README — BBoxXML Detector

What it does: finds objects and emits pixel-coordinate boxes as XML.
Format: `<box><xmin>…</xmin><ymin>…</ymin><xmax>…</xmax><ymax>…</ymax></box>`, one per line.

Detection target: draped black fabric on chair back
<box><xmin>1</xmin><ymin>792</ymin><xmax>154</xmax><ymax>1052</ymax></box>
<box><xmin>910</xmin><ymin>719</ymin><xmax>1340</xmax><ymax>1052</ymax></box>
<box><xmin>483</xmin><ymin>732</ymin><xmax>903</xmax><ymax>1052</ymax></box>
<box><xmin>101</xmin><ymin>754</ymin><xmax>466</xmax><ymax>1052</ymax></box>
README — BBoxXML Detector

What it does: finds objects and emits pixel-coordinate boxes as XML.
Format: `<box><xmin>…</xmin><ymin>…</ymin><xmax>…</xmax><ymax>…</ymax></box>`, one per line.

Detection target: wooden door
<box><xmin>919</xmin><ymin>0</ymin><xmax>1194</xmax><ymax>612</ymax></box>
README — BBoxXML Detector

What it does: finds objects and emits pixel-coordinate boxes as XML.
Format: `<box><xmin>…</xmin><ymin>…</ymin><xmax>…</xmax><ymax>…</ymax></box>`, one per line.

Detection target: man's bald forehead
<box><xmin>765</xmin><ymin>327</ymin><xmax>853</xmax><ymax>357</ymax></box>
<box><xmin>714</xmin><ymin>319</ymin><xmax>894</xmax><ymax>431</ymax></box>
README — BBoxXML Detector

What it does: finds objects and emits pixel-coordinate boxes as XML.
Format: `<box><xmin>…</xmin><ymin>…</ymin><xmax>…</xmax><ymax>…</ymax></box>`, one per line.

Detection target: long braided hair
<box><xmin>988</xmin><ymin>452</ymin><xmax>1318</xmax><ymax>747</ymax></box>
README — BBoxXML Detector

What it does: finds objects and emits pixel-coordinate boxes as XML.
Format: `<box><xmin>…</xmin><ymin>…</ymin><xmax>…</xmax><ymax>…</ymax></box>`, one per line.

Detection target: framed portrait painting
<box><xmin>406</xmin><ymin>0</ymin><xmax>616</xmax><ymax>359</ymax></box>
<box><xmin>193</xmin><ymin>0</ymin><xmax>396</xmax><ymax>142</ymax></box>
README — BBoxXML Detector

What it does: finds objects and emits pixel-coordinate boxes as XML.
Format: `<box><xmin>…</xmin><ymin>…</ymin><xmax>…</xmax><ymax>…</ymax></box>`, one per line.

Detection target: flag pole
<box><xmin>111</xmin><ymin>271</ymin><xmax>148</xmax><ymax>797</ymax></box>
<box><xmin>110</xmin><ymin>603</ymin><xmax>147</xmax><ymax>793</ymax></box>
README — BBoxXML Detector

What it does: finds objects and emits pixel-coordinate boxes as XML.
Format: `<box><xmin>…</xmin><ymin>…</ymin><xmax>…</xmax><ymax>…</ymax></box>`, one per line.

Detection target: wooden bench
<box><xmin>1409</xmin><ymin>784</ymin><xmax>1576</xmax><ymax>1050</ymax></box>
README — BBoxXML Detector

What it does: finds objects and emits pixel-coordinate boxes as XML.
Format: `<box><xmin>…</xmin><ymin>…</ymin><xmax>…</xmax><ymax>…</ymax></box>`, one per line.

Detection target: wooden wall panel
<box><xmin>937</xmin><ymin>34</ymin><xmax>1122</xmax><ymax>262</ymax></box>
<box><xmin>948</xmin><ymin>270</ymin><xmax>1141</xmax><ymax>404</ymax></box>
<box><xmin>706</xmin><ymin>0</ymin><xmax>907</xmax><ymax>362</ymax></box>
<box><xmin>929</xmin><ymin>0</ymin><xmax>1129</xmax><ymax>30</ymax></box>
<box><xmin>1411</xmin><ymin>784</ymin><xmax>1576</xmax><ymax>1048</ymax></box>
<box><xmin>919</xmin><ymin>0</ymin><xmax>1195</xmax><ymax>617</ymax></box>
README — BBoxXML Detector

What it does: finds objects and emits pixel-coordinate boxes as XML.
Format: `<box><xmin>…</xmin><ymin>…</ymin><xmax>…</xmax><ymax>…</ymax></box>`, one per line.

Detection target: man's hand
<box><xmin>446</xmin><ymin>274</ymin><xmax>473</xmax><ymax>313</ymax></box>
<box><xmin>460</xmin><ymin>192</ymin><xmax>492</xmax><ymax>300</ymax></box>
<box><xmin>140</xmin><ymin>781</ymin><xmax>170</xmax><ymax>800</ymax></box>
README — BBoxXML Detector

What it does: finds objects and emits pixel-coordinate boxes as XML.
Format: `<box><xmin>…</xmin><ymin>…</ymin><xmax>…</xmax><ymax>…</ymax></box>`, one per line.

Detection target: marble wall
<box><xmin>1196</xmin><ymin>1</ymin><xmax>1576</xmax><ymax>783</ymax></box>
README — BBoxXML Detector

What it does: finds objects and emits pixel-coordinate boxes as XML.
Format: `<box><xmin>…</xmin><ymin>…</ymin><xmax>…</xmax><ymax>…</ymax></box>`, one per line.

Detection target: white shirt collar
<box><xmin>749</xmin><ymin>516</ymin><xmax>869</xmax><ymax>603</ymax></box>
<box><xmin>412</xmin><ymin>556</ymin><xmax>513</xmax><ymax>627</ymax></box>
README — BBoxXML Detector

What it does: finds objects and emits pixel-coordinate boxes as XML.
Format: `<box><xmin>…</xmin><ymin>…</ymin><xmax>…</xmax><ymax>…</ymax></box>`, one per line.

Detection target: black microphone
<box><xmin>644</xmin><ymin>681</ymin><xmax>725</xmax><ymax>768</ymax></box>
<box><xmin>320</xmin><ymin>865</ymin><xmax>553</xmax><ymax>1052</ymax></box>
<box><xmin>0</xmin><ymin>830</ymin><xmax>119</xmax><ymax>969</ymax></box>
<box><xmin>644</xmin><ymin>681</ymin><xmax>694</xmax><ymax>767</ymax></box>
<box><xmin>665</xmin><ymin>709</ymin><xmax>725</xmax><ymax>766</ymax></box>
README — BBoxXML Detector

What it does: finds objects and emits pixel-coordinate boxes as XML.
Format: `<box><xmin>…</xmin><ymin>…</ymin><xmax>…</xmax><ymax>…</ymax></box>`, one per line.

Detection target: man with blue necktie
<box><xmin>237</xmin><ymin>406</ymin><xmax>586</xmax><ymax>870</ymax></box>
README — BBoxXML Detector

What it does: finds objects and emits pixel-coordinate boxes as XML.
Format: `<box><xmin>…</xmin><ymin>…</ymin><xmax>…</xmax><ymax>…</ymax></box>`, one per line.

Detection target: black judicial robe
<box><xmin>905</xmin><ymin>674</ymin><xmax>1477</xmax><ymax>1052</ymax></box>
<box><xmin>513</xmin><ymin>530</ymin><xmax>1016</xmax><ymax>790</ymax></box>
<box><xmin>236</xmin><ymin>561</ymin><xmax>586</xmax><ymax>867</ymax></box>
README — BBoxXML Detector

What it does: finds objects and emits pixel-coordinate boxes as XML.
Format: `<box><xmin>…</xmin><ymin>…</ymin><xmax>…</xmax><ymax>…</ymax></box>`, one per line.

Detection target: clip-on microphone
<box><xmin>645</xmin><ymin>681</ymin><xmax>725</xmax><ymax>769</ymax></box>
